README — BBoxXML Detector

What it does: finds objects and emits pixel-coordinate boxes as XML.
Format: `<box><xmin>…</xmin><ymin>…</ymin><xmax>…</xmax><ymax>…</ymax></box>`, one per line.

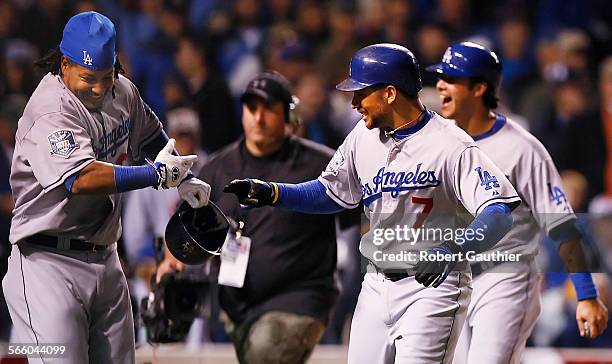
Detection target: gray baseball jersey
<box><xmin>454</xmin><ymin>114</ymin><xmax>574</xmax><ymax>364</ymax></box>
<box><xmin>470</xmin><ymin>115</ymin><xmax>575</xmax><ymax>257</ymax></box>
<box><xmin>317</xmin><ymin>110</ymin><xmax>521</xmax><ymax>364</ymax></box>
<box><xmin>9</xmin><ymin>73</ymin><xmax>162</xmax><ymax>245</ymax></box>
<box><xmin>318</xmin><ymin>110</ymin><xmax>521</xmax><ymax>271</ymax></box>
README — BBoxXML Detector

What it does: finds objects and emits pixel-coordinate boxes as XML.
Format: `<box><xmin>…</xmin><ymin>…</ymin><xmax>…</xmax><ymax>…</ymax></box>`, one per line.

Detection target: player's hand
<box><xmin>223</xmin><ymin>178</ymin><xmax>277</xmax><ymax>207</ymax></box>
<box><xmin>414</xmin><ymin>242</ymin><xmax>462</xmax><ymax>288</ymax></box>
<box><xmin>153</xmin><ymin>138</ymin><xmax>197</xmax><ymax>188</ymax></box>
<box><xmin>155</xmin><ymin>256</ymin><xmax>185</xmax><ymax>284</ymax></box>
<box><xmin>576</xmin><ymin>298</ymin><xmax>608</xmax><ymax>339</ymax></box>
<box><xmin>178</xmin><ymin>175</ymin><xmax>211</xmax><ymax>208</ymax></box>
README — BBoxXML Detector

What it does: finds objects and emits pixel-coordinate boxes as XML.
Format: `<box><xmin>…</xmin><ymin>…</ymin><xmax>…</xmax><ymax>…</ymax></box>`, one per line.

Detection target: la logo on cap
<box><xmin>83</xmin><ymin>50</ymin><xmax>93</xmax><ymax>66</ymax></box>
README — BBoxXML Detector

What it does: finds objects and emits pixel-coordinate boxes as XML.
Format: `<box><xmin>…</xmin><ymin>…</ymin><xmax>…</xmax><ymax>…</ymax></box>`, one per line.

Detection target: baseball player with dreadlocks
<box><xmin>427</xmin><ymin>41</ymin><xmax>608</xmax><ymax>364</ymax></box>
<box><xmin>2</xmin><ymin>11</ymin><xmax>210</xmax><ymax>363</ymax></box>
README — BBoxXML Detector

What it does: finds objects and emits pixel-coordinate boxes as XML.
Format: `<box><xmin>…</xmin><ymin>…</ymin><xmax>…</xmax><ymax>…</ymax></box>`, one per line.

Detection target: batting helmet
<box><xmin>336</xmin><ymin>43</ymin><xmax>423</xmax><ymax>96</ymax></box>
<box><xmin>426</xmin><ymin>42</ymin><xmax>502</xmax><ymax>89</ymax></box>
<box><xmin>165</xmin><ymin>201</ymin><xmax>233</xmax><ymax>265</ymax></box>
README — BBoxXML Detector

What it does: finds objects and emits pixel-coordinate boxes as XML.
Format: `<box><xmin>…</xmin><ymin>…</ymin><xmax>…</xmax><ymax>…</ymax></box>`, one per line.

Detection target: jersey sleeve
<box><xmin>452</xmin><ymin>146</ymin><xmax>521</xmax><ymax>216</ymax></box>
<box><xmin>519</xmin><ymin>158</ymin><xmax>576</xmax><ymax>234</ymax></box>
<box><xmin>317</xmin><ymin>130</ymin><xmax>362</xmax><ymax>209</ymax></box>
<box><xmin>126</xmin><ymin>81</ymin><xmax>163</xmax><ymax>161</ymax></box>
<box><xmin>23</xmin><ymin>113</ymin><xmax>96</xmax><ymax>191</ymax></box>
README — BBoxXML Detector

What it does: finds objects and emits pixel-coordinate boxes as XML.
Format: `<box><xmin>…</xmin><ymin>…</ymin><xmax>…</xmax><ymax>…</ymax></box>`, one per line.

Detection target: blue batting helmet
<box><xmin>426</xmin><ymin>42</ymin><xmax>502</xmax><ymax>89</ymax></box>
<box><xmin>336</xmin><ymin>43</ymin><xmax>422</xmax><ymax>96</ymax></box>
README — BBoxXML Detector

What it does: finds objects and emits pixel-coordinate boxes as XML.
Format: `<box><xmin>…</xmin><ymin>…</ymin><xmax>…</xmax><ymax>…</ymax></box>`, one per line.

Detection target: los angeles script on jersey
<box><xmin>361</xmin><ymin>163</ymin><xmax>440</xmax><ymax>205</ymax></box>
<box><xmin>92</xmin><ymin>116</ymin><xmax>130</xmax><ymax>160</ymax></box>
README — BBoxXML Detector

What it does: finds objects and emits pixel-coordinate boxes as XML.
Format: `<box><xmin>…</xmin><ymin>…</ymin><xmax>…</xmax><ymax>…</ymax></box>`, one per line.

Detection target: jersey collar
<box><xmin>392</xmin><ymin>109</ymin><xmax>433</xmax><ymax>140</ymax></box>
<box><xmin>471</xmin><ymin>114</ymin><xmax>507</xmax><ymax>141</ymax></box>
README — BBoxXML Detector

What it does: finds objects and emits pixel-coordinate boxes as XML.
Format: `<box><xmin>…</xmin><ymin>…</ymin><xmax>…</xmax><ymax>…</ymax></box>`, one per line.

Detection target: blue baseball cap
<box><xmin>59</xmin><ymin>11</ymin><xmax>116</xmax><ymax>71</ymax></box>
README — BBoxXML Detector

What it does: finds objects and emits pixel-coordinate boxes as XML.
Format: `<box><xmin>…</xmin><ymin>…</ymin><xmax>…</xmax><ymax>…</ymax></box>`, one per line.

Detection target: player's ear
<box><xmin>60</xmin><ymin>56</ymin><xmax>71</xmax><ymax>74</ymax></box>
<box><xmin>472</xmin><ymin>81</ymin><xmax>488</xmax><ymax>98</ymax></box>
<box><xmin>385</xmin><ymin>85</ymin><xmax>397</xmax><ymax>104</ymax></box>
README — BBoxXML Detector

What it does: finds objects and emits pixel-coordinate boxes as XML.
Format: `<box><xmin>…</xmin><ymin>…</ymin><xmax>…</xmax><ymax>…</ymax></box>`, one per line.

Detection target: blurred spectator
<box><xmin>378</xmin><ymin>0</ymin><xmax>413</xmax><ymax>45</ymax></box>
<box><xmin>557</xmin><ymin>56</ymin><xmax>612</xmax><ymax>202</ymax></box>
<box><xmin>2</xmin><ymin>39</ymin><xmax>38</xmax><ymax>96</ymax></box>
<box><xmin>217</xmin><ymin>0</ymin><xmax>264</xmax><ymax>96</ymax></box>
<box><xmin>533</xmin><ymin>65</ymin><xmax>589</xmax><ymax>165</ymax></box>
<box><xmin>497</xmin><ymin>17</ymin><xmax>536</xmax><ymax>106</ymax></box>
<box><xmin>415</xmin><ymin>23</ymin><xmax>450</xmax><ymax>87</ymax></box>
<box><xmin>264</xmin><ymin>0</ymin><xmax>293</xmax><ymax>25</ymax></box>
<box><xmin>0</xmin><ymin>1</ymin><xmax>20</xmax><ymax>48</ymax></box>
<box><xmin>17</xmin><ymin>0</ymin><xmax>72</xmax><ymax>54</ymax></box>
<box><xmin>294</xmin><ymin>72</ymin><xmax>343</xmax><ymax>148</ymax></box>
<box><xmin>264</xmin><ymin>27</ymin><xmax>314</xmax><ymax>84</ymax></box>
<box><xmin>174</xmin><ymin>35</ymin><xmax>240</xmax><ymax>153</ymax></box>
<box><xmin>316</xmin><ymin>1</ymin><xmax>359</xmax><ymax>89</ymax></box>
<box><xmin>556</xmin><ymin>29</ymin><xmax>591</xmax><ymax>75</ymax></box>
<box><xmin>294</xmin><ymin>0</ymin><xmax>329</xmax><ymax>49</ymax></box>
<box><xmin>515</xmin><ymin>39</ymin><xmax>559</xmax><ymax>130</ymax></box>
<box><xmin>436</xmin><ymin>0</ymin><xmax>472</xmax><ymax>41</ymax></box>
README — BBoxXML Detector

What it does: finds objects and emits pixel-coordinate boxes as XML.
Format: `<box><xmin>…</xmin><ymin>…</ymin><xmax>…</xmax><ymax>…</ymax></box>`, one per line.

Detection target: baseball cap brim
<box><xmin>240</xmin><ymin>88</ymin><xmax>280</xmax><ymax>105</ymax></box>
<box><xmin>335</xmin><ymin>77</ymin><xmax>372</xmax><ymax>91</ymax></box>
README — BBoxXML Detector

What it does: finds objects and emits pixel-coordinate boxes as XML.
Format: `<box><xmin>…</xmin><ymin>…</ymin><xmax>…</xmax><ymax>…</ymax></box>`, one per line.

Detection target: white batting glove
<box><xmin>178</xmin><ymin>177</ymin><xmax>211</xmax><ymax>208</ymax></box>
<box><xmin>153</xmin><ymin>138</ymin><xmax>197</xmax><ymax>188</ymax></box>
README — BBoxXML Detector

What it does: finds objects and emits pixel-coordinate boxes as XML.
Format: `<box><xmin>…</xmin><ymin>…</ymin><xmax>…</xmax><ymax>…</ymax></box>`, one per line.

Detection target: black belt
<box><xmin>368</xmin><ymin>262</ymin><xmax>412</xmax><ymax>282</ymax></box>
<box><xmin>24</xmin><ymin>234</ymin><xmax>109</xmax><ymax>251</ymax></box>
<box><xmin>383</xmin><ymin>272</ymin><xmax>411</xmax><ymax>282</ymax></box>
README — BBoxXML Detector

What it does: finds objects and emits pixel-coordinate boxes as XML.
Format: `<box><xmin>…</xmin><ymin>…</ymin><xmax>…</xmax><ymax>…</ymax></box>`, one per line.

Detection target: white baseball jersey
<box><xmin>318</xmin><ymin>110</ymin><xmax>521</xmax><ymax>271</ymax></box>
<box><xmin>472</xmin><ymin>114</ymin><xmax>575</xmax><ymax>257</ymax></box>
<box><xmin>9</xmin><ymin>73</ymin><xmax>162</xmax><ymax>245</ymax></box>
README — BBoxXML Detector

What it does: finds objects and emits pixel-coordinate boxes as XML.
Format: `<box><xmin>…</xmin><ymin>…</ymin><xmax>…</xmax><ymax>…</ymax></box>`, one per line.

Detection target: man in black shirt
<box><xmin>158</xmin><ymin>71</ymin><xmax>344</xmax><ymax>363</ymax></box>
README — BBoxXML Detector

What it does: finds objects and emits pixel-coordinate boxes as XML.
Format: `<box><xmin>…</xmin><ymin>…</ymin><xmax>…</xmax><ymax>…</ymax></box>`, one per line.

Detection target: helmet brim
<box><xmin>335</xmin><ymin>77</ymin><xmax>372</xmax><ymax>91</ymax></box>
<box><xmin>425</xmin><ymin>63</ymin><xmax>467</xmax><ymax>78</ymax></box>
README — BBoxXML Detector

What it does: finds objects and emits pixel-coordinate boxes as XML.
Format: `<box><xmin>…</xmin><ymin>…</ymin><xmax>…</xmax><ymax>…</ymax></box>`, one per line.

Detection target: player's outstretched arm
<box><xmin>224</xmin><ymin>179</ymin><xmax>344</xmax><ymax>214</ymax></box>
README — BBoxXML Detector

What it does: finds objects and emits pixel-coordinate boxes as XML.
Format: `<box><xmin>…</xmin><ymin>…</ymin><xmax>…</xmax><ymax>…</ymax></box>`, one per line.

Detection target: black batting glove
<box><xmin>223</xmin><ymin>178</ymin><xmax>278</xmax><ymax>207</ymax></box>
<box><xmin>414</xmin><ymin>241</ymin><xmax>462</xmax><ymax>288</ymax></box>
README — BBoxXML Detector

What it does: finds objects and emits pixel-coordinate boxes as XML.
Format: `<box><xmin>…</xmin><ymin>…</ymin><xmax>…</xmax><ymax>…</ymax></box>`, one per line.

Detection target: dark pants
<box><xmin>223</xmin><ymin>310</ymin><xmax>326</xmax><ymax>364</ymax></box>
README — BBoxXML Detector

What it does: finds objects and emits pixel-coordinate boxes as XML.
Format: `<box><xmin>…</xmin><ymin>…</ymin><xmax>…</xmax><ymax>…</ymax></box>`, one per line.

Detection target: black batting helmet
<box><xmin>164</xmin><ymin>201</ymin><xmax>231</xmax><ymax>265</ymax></box>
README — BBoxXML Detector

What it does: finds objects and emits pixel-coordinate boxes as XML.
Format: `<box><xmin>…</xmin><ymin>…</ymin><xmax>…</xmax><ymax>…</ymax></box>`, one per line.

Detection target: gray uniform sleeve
<box><xmin>24</xmin><ymin>113</ymin><xmax>96</xmax><ymax>191</ymax></box>
<box><xmin>126</xmin><ymin>80</ymin><xmax>163</xmax><ymax>161</ymax></box>
<box><xmin>519</xmin><ymin>158</ymin><xmax>575</xmax><ymax>234</ymax></box>
<box><xmin>452</xmin><ymin>146</ymin><xmax>521</xmax><ymax>216</ymax></box>
<box><xmin>318</xmin><ymin>129</ymin><xmax>362</xmax><ymax>209</ymax></box>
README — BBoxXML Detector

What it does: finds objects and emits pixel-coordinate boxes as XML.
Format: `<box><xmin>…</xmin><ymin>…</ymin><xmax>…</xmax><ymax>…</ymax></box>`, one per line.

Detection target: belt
<box><xmin>383</xmin><ymin>272</ymin><xmax>411</xmax><ymax>282</ymax></box>
<box><xmin>368</xmin><ymin>262</ymin><xmax>412</xmax><ymax>282</ymax></box>
<box><xmin>24</xmin><ymin>234</ymin><xmax>109</xmax><ymax>252</ymax></box>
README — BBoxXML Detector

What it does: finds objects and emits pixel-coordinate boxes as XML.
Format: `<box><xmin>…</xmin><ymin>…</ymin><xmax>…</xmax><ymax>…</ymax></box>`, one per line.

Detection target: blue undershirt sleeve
<box><xmin>459</xmin><ymin>202</ymin><xmax>513</xmax><ymax>254</ymax></box>
<box><xmin>275</xmin><ymin>179</ymin><xmax>345</xmax><ymax>214</ymax></box>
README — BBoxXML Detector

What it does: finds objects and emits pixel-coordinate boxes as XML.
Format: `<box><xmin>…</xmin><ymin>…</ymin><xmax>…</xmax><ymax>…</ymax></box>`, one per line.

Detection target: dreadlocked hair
<box><xmin>34</xmin><ymin>46</ymin><xmax>125</xmax><ymax>78</ymax></box>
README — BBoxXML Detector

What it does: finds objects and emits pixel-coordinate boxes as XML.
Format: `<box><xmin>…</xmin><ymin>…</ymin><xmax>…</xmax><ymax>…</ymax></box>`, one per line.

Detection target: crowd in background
<box><xmin>0</xmin><ymin>0</ymin><xmax>611</xmax><ymax>350</ymax></box>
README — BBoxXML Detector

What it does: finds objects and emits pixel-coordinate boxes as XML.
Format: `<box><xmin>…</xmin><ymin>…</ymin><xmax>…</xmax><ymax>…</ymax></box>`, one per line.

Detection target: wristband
<box><xmin>114</xmin><ymin>164</ymin><xmax>160</xmax><ymax>192</ymax></box>
<box><xmin>570</xmin><ymin>272</ymin><xmax>598</xmax><ymax>301</ymax></box>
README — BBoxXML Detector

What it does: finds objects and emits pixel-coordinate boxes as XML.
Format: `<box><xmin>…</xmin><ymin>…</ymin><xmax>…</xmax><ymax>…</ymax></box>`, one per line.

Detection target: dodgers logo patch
<box><xmin>48</xmin><ymin>130</ymin><xmax>79</xmax><ymax>158</ymax></box>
